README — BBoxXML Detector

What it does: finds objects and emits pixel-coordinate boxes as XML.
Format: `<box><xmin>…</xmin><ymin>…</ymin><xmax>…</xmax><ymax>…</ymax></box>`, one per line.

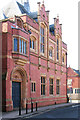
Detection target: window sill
<box><xmin>56</xmin><ymin>94</ymin><xmax>60</xmax><ymax>96</ymax></box>
<box><xmin>12</xmin><ymin>51</ymin><xmax>28</xmax><ymax>57</ymax></box>
<box><xmin>49</xmin><ymin>56</ymin><xmax>54</xmax><ymax>61</ymax></box>
<box><xmin>49</xmin><ymin>56</ymin><xmax>53</xmax><ymax>59</ymax></box>
<box><xmin>49</xmin><ymin>94</ymin><xmax>54</xmax><ymax>96</ymax></box>
<box><xmin>30</xmin><ymin>48</ymin><xmax>38</xmax><ymax>54</ymax></box>
<box><xmin>41</xmin><ymin>95</ymin><xmax>45</xmax><ymax>97</ymax></box>
<box><xmin>30</xmin><ymin>48</ymin><xmax>35</xmax><ymax>52</ymax></box>
<box><xmin>61</xmin><ymin>64</ymin><xmax>66</xmax><ymax>67</ymax></box>
<box><xmin>40</xmin><ymin>52</ymin><xmax>45</xmax><ymax>57</ymax></box>
<box><xmin>56</xmin><ymin>59</ymin><xmax>59</xmax><ymax>62</ymax></box>
<box><xmin>62</xmin><ymin>62</ymin><xmax>65</xmax><ymax>64</ymax></box>
<box><xmin>31</xmin><ymin>91</ymin><xmax>36</xmax><ymax>93</ymax></box>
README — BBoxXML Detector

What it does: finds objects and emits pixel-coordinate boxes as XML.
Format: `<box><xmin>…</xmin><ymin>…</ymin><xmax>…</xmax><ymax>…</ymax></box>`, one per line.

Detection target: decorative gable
<box><xmin>37</xmin><ymin>2</ymin><xmax>49</xmax><ymax>24</ymax></box>
<box><xmin>54</xmin><ymin>16</ymin><xmax>62</xmax><ymax>37</ymax></box>
<box><xmin>15</xmin><ymin>16</ymin><xmax>23</xmax><ymax>29</ymax></box>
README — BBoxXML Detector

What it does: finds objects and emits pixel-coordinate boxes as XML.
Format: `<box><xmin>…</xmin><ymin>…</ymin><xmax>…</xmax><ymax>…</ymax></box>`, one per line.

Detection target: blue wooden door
<box><xmin>12</xmin><ymin>82</ymin><xmax>21</xmax><ymax>108</ymax></box>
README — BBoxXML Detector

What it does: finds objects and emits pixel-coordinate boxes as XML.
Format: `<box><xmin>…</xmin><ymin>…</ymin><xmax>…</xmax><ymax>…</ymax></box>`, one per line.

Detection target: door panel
<box><xmin>12</xmin><ymin>82</ymin><xmax>21</xmax><ymax>108</ymax></box>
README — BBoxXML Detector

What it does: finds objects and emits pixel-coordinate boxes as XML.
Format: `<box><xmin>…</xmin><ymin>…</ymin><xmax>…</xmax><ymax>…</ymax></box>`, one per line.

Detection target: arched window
<box><xmin>17</xmin><ymin>19</ymin><xmax>22</xmax><ymax>28</ymax></box>
<box><xmin>49</xmin><ymin>46</ymin><xmax>53</xmax><ymax>58</ymax></box>
<box><xmin>30</xmin><ymin>39</ymin><xmax>34</xmax><ymax>49</ymax></box>
<box><xmin>49</xmin><ymin>49</ymin><xmax>52</xmax><ymax>57</ymax></box>
<box><xmin>40</xmin><ymin>25</ymin><xmax>45</xmax><ymax>53</ymax></box>
<box><xmin>30</xmin><ymin>36</ymin><xmax>36</xmax><ymax>51</ymax></box>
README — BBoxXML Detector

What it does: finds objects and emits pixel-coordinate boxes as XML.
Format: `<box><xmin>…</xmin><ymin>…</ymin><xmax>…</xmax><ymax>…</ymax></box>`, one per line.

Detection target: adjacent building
<box><xmin>67</xmin><ymin>67</ymin><xmax>80</xmax><ymax>103</ymax></box>
<box><xmin>1</xmin><ymin>0</ymin><xmax>67</xmax><ymax>111</ymax></box>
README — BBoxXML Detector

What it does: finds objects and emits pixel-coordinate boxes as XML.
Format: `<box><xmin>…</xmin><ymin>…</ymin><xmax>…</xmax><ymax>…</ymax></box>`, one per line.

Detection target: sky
<box><xmin>0</xmin><ymin>0</ymin><xmax>79</xmax><ymax>69</ymax></box>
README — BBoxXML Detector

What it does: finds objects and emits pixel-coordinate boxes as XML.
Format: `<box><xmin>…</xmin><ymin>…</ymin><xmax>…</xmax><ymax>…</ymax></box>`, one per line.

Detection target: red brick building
<box><xmin>1</xmin><ymin>0</ymin><xmax>67</xmax><ymax>111</ymax></box>
<box><xmin>67</xmin><ymin>67</ymin><xmax>80</xmax><ymax>103</ymax></box>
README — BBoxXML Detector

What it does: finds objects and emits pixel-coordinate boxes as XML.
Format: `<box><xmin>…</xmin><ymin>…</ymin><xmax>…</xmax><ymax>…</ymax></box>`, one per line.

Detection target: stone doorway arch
<box><xmin>11</xmin><ymin>66</ymin><xmax>27</xmax><ymax>109</ymax></box>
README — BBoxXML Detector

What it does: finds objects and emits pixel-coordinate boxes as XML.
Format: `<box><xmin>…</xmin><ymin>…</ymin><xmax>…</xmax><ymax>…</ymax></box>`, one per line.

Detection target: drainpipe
<box><xmin>66</xmin><ymin>52</ymin><xmax>67</xmax><ymax>102</ymax></box>
<box><xmin>28</xmin><ymin>30</ymin><xmax>32</xmax><ymax>105</ymax></box>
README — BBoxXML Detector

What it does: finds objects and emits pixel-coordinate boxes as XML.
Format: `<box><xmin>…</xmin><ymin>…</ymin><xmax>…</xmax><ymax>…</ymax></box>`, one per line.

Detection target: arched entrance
<box><xmin>11</xmin><ymin>67</ymin><xmax>27</xmax><ymax>109</ymax></box>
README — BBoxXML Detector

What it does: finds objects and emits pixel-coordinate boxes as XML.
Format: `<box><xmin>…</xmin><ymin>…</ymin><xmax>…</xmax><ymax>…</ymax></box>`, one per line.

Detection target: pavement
<box><xmin>1</xmin><ymin>102</ymin><xmax>78</xmax><ymax>119</ymax></box>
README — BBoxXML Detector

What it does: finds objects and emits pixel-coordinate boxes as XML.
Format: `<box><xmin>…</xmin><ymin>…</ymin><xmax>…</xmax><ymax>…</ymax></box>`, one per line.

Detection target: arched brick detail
<box><xmin>11</xmin><ymin>66</ymin><xmax>28</xmax><ymax>109</ymax></box>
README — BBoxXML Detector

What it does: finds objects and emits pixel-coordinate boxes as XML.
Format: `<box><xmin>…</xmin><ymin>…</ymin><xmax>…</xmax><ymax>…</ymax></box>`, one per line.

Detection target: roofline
<box><xmin>12</xmin><ymin>27</ymin><xmax>29</xmax><ymax>34</ymax></box>
<box><xmin>0</xmin><ymin>18</ymin><xmax>15</xmax><ymax>23</ymax></box>
<box><xmin>15</xmin><ymin>13</ymin><xmax>39</xmax><ymax>24</ymax></box>
<box><xmin>0</xmin><ymin>13</ymin><xmax>39</xmax><ymax>24</ymax></box>
<box><xmin>62</xmin><ymin>41</ymin><xmax>67</xmax><ymax>46</ymax></box>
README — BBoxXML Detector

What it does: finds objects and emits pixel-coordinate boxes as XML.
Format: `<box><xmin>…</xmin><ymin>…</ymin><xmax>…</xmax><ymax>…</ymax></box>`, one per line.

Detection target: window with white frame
<box><xmin>67</xmin><ymin>88</ymin><xmax>73</xmax><ymax>94</ymax></box>
<box><xmin>75</xmin><ymin>89</ymin><xmax>80</xmax><ymax>93</ymax></box>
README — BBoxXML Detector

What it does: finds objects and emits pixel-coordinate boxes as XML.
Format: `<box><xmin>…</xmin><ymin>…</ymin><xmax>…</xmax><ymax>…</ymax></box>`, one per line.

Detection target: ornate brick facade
<box><xmin>2</xmin><ymin>1</ymin><xmax>67</xmax><ymax>111</ymax></box>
